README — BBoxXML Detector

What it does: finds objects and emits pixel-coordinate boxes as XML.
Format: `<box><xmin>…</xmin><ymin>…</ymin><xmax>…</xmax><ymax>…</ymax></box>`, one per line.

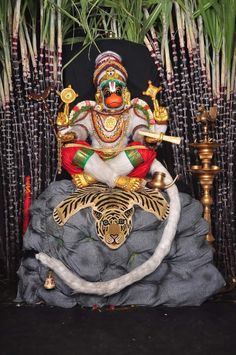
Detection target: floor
<box><xmin>0</xmin><ymin>281</ymin><xmax>236</xmax><ymax>355</ymax></box>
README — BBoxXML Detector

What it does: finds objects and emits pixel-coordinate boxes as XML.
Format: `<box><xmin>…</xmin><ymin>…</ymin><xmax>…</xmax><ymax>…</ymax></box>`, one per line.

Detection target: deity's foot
<box><xmin>115</xmin><ymin>176</ymin><xmax>146</xmax><ymax>192</ymax></box>
<box><xmin>72</xmin><ymin>172</ymin><xmax>97</xmax><ymax>189</ymax></box>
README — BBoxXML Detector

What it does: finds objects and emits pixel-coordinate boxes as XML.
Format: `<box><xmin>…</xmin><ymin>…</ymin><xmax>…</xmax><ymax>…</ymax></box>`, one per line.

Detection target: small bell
<box><xmin>44</xmin><ymin>270</ymin><xmax>56</xmax><ymax>290</ymax></box>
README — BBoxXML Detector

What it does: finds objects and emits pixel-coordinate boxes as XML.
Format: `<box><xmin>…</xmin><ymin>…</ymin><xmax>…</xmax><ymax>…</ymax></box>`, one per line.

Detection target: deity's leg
<box><xmin>107</xmin><ymin>143</ymin><xmax>156</xmax><ymax>179</ymax></box>
<box><xmin>106</xmin><ymin>151</ymin><xmax>134</xmax><ymax>175</ymax></box>
<box><xmin>83</xmin><ymin>153</ymin><xmax>118</xmax><ymax>187</ymax></box>
<box><xmin>106</xmin><ymin>151</ymin><xmax>147</xmax><ymax>190</ymax></box>
<box><xmin>62</xmin><ymin>141</ymin><xmax>145</xmax><ymax>190</ymax></box>
<box><xmin>84</xmin><ymin>153</ymin><xmax>144</xmax><ymax>191</ymax></box>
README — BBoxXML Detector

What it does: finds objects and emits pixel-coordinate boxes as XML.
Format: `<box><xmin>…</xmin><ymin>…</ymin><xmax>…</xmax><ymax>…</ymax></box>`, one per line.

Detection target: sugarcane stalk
<box><xmin>20</xmin><ymin>23</ymin><xmax>41</xmax><ymax>199</ymax></box>
<box><xmin>230</xmin><ymin>48</ymin><xmax>236</xmax><ymax>96</ymax></box>
<box><xmin>0</xmin><ymin>86</ymin><xmax>10</xmax><ymax>275</ymax></box>
<box><xmin>197</xmin><ymin>15</ymin><xmax>206</xmax><ymax>71</ymax></box>
<box><xmin>0</xmin><ymin>0</ymin><xmax>22</xmax><ymax>275</ymax></box>
<box><xmin>169</xmin><ymin>16</ymin><xmax>187</xmax><ymax>181</ymax></box>
<box><xmin>174</xmin><ymin>2</ymin><xmax>184</xmax><ymax>48</ymax></box>
<box><xmin>204</xmin><ymin>35</ymin><xmax>212</xmax><ymax>98</ymax></box>
<box><xmin>18</xmin><ymin>24</ymin><xmax>33</xmax><ymax>181</ymax></box>
<box><xmin>49</xmin><ymin>2</ymin><xmax>58</xmax><ymax>178</ymax></box>
<box><xmin>221</xmin><ymin>38</ymin><xmax>227</xmax><ymax>89</ymax></box>
<box><xmin>215</xmin><ymin>51</ymin><xmax>220</xmax><ymax>99</ymax></box>
<box><xmin>0</xmin><ymin>75</ymin><xmax>6</xmax><ymax>109</ymax></box>
<box><xmin>197</xmin><ymin>14</ymin><xmax>211</xmax><ymax>110</ymax></box>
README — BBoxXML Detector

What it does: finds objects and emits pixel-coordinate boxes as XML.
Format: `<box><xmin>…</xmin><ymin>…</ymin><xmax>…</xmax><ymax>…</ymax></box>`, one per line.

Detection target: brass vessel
<box><xmin>147</xmin><ymin>171</ymin><xmax>178</xmax><ymax>191</ymax></box>
<box><xmin>190</xmin><ymin>106</ymin><xmax>222</xmax><ymax>243</ymax></box>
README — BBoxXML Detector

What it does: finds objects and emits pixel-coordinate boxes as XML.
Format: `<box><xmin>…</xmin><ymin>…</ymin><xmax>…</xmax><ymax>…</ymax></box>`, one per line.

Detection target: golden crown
<box><xmin>100</xmin><ymin>68</ymin><xmax>124</xmax><ymax>83</ymax></box>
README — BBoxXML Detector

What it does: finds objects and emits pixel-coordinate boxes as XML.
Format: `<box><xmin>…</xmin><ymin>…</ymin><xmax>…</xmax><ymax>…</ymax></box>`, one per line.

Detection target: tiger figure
<box><xmin>53</xmin><ymin>183</ymin><xmax>169</xmax><ymax>249</ymax></box>
<box><xmin>93</xmin><ymin>206</ymin><xmax>133</xmax><ymax>249</ymax></box>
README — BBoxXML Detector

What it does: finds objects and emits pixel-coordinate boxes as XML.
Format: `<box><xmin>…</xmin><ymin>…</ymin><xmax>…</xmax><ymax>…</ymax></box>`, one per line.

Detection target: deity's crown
<box><xmin>93</xmin><ymin>51</ymin><xmax>128</xmax><ymax>88</ymax></box>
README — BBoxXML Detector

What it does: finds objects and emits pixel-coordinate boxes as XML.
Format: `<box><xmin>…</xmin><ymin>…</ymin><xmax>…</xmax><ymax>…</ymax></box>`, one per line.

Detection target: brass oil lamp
<box><xmin>190</xmin><ymin>106</ymin><xmax>223</xmax><ymax>243</ymax></box>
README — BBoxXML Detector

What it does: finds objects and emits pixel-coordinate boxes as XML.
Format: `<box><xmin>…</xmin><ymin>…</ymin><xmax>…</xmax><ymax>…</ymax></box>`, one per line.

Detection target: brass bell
<box><xmin>147</xmin><ymin>171</ymin><xmax>178</xmax><ymax>191</ymax></box>
<box><xmin>44</xmin><ymin>270</ymin><xmax>56</xmax><ymax>290</ymax></box>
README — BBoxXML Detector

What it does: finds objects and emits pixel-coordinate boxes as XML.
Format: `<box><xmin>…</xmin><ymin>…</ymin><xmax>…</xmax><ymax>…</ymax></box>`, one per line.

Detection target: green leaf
<box><xmin>63</xmin><ymin>36</ymin><xmax>85</xmax><ymax>44</ymax></box>
<box><xmin>222</xmin><ymin>0</ymin><xmax>236</xmax><ymax>66</ymax></box>
<box><xmin>140</xmin><ymin>3</ymin><xmax>162</xmax><ymax>40</ymax></box>
<box><xmin>195</xmin><ymin>0</ymin><xmax>223</xmax><ymax>52</ymax></box>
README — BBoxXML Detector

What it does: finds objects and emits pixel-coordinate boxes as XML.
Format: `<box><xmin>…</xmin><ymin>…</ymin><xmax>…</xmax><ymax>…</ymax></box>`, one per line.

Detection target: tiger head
<box><xmin>92</xmin><ymin>207</ymin><xmax>134</xmax><ymax>249</ymax></box>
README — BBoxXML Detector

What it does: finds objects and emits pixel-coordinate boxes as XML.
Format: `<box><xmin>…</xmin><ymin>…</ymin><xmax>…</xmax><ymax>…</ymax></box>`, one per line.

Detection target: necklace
<box><xmin>91</xmin><ymin>110</ymin><xmax>129</xmax><ymax>144</ymax></box>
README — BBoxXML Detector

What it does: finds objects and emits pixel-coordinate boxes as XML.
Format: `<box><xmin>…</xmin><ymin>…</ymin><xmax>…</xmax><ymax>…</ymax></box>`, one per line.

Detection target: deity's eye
<box><xmin>103</xmin><ymin>219</ymin><xmax>109</xmax><ymax>226</ymax></box>
<box><xmin>116</xmin><ymin>87</ymin><xmax>122</xmax><ymax>96</ymax></box>
<box><xmin>118</xmin><ymin>218</ymin><xmax>125</xmax><ymax>225</ymax></box>
<box><xmin>103</xmin><ymin>88</ymin><xmax>111</xmax><ymax>98</ymax></box>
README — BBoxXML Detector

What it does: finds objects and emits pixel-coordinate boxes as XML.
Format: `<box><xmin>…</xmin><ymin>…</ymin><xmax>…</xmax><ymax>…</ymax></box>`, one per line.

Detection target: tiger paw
<box><xmin>114</xmin><ymin>176</ymin><xmax>145</xmax><ymax>192</ymax></box>
<box><xmin>72</xmin><ymin>172</ymin><xmax>97</xmax><ymax>189</ymax></box>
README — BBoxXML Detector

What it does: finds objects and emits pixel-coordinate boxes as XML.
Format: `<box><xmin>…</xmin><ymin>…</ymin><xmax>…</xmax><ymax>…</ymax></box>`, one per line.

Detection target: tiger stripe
<box><xmin>53</xmin><ymin>183</ymin><xmax>169</xmax><ymax>248</ymax></box>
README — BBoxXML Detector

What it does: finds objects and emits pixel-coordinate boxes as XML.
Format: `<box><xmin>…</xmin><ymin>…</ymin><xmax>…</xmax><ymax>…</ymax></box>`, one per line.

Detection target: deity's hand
<box><xmin>154</xmin><ymin>106</ymin><xmax>168</xmax><ymax>125</ymax></box>
<box><xmin>58</xmin><ymin>131</ymin><xmax>76</xmax><ymax>143</ymax></box>
<box><xmin>56</xmin><ymin>111</ymin><xmax>69</xmax><ymax>127</ymax></box>
<box><xmin>144</xmin><ymin>136</ymin><xmax>160</xmax><ymax>145</ymax></box>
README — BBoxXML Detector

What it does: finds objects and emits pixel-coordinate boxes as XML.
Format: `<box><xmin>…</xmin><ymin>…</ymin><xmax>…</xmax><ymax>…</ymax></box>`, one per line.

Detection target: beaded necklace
<box><xmin>91</xmin><ymin>109</ymin><xmax>130</xmax><ymax>144</ymax></box>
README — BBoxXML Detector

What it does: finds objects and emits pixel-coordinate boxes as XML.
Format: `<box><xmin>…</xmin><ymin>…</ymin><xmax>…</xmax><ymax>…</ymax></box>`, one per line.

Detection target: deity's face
<box><xmin>100</xmin><ymin>80</ymin><xmax>125</xmax><ymax>110</ymax></box>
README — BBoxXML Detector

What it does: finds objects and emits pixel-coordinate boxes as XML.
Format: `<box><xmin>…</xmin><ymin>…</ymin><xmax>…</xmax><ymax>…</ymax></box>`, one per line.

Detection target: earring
<box><xmin>95</xmin><ymin>88</ymin><xmax>104</xmax><ymax>110</ymax></box>
<box><xmin>123</xmin><ymin>87</ymin><xmax>131</xmax><ymax>107</ymax></box>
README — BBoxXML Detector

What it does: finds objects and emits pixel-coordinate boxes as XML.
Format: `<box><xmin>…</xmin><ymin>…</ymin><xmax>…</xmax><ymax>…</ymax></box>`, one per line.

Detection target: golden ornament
<box><xmin>143</xmin><ymin>80</ymin><xmax>168</xmax><ymax>124</ymax></box>
<box><xmin>60</xmin><ymin>85</ymin><xmax>78</xmax><ymax>104</ymax></box>
<box><xmin>104</xmin><ymin>116</ymin><xmax>117</xmax><ymax>131</ymax></box>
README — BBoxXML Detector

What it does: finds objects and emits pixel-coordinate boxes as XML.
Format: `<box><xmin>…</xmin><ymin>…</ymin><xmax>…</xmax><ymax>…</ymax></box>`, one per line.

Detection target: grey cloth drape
<box><xmin>16</xmin><ymin>180</ymin><xmax>225</xmax><ymax>308</ymax></box>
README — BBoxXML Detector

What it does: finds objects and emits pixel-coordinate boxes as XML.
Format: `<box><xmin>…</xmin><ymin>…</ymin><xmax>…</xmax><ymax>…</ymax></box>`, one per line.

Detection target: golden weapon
<box><xmin>138</xmin><ymin>130</ymin><xmax>181</xmax><ymax>145</ymax></box>
<box><xmin>29</xmin><ymin>86</ymin><xmax>56</xmax><ymax>134</ymax></box>
<box><xmin>143</xmin><ymin>81</ymin><xmax>168</xmax><ymax>124</ymax></box>
<box><xmin>56</xmin><ymin>85</ymin><xmax>78</xmax><ymax>174</ymax></box>
<box><xmin>56</xmin><ymin>85</ymin><xmax>78</xmax><ymax>127</ymax></box>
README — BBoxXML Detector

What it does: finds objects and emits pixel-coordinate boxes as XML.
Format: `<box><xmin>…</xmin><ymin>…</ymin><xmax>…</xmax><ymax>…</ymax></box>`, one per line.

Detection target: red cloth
<box><xmin>127</xmin><ymin>141</ymin><xmax>156</xmax><ymax>178</ymax></box>
<box><xmin>62</xmin><ymin>140</ymin><xmax>90</xmax><ymax>175</ymax></box>
<box><xmin>23</xmin><ymin>176</ymin><xmax>31</xmax><ymax>235</ymax></box>
<box><xmin>61</xmin><ymin>140</ymin><xmax>156</xmax><ymax>179</ymax></box>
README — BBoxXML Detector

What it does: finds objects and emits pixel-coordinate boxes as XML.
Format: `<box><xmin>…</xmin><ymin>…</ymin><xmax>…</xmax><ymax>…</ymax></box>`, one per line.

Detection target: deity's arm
<box><xmin>152</xmin><ymin>120</ymin><xmax>168</xmax><ymax>135</ymax></box>
<box><xmin>58</xmin><ymin>100</ymin><xmax>95</xmax><ymax>141</ymax></box>
<box><xmin>128</xmin><ymin>98</ymin><xmax>150</xmax><ymax>142</ymax></box>
<box><xmin>58</xmin><ymin>123</ymin><xmax>88</xmax><ymax>141</ymax></box>
<box><xmin>129</xmin><ymin>98</ymin><xmax>167</xmax><ymax>143</ymax></box>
